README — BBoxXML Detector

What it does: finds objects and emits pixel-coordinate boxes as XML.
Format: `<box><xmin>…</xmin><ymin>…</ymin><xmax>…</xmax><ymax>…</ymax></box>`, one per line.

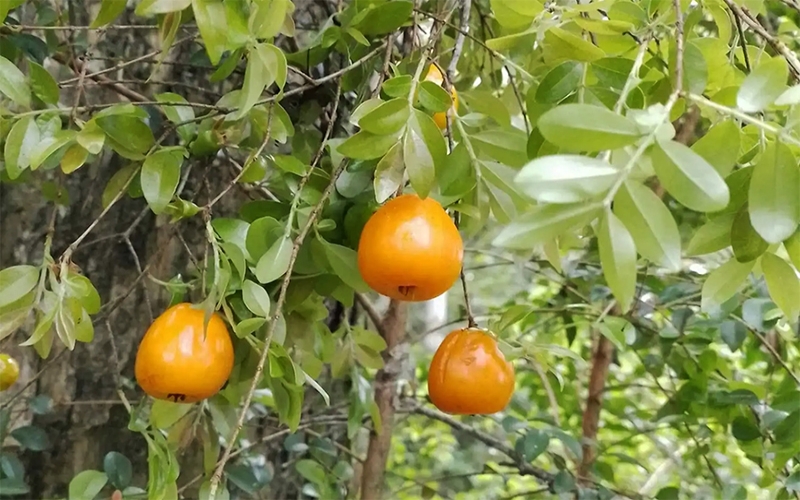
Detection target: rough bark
<box><xmin>359</xmin><ymin>300</ymin><xmax>408</xmax><ymax>500</ymax></box>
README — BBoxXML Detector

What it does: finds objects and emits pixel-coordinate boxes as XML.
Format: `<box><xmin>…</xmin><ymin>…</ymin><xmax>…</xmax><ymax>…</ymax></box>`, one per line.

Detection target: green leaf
<box><xmin>404</xmin><ymin>109</ymin><xmax>446</xmax><ymax>199</ymax></box>
<box><xmin>678</xmin><ymin>40</ymin><xmax>708</xmax><ymax>95</ymax></box>
<box><xmin>250</xmin><ymin>0</ymin><xmax>289</xmax><ymax>39</ymax></box>
<box><xmin>323</xmin><ymin>242</ymin><xmax>370</xmax><ymax>293</ymax></box>
<box><xmin>136</xmin><ymin>0</ymin><xmax>192</xmax><ymax>15</ymax></box>
<box><xmin>236</xmin><ymin>43</ymin><xmax>277</xmax><ymax>120</ymax></box>
<box><xmin>255</xmin><ymin>235</ymin><xmax>292</xmax><ymax>283</ymax></box>
<box><xmin>690</xmin><ymin>120</ymin><xmax>740</xmax><ymax>177</ymax></box>
<box><xmin>242</xmin><ymin>279</ymin><xmax>271</xmax><ymax>317</ymax></box>
<box><xmin>354</xmin><ymin>344</ymin><xmax>384</xmax><ymax>369</ymax></box>
<box><xmin>103</xmin><ymin>451</ymin><xmax>133</xmax><ymax>490</ymax></box>
<box><xmin>344</xmin><ymin>27</ymin><xmax>368</xmax><ymax>46</ymax></box>
<box><xmin>776</xmin><ymin>85</ymin><xmax>800</xmax><ymax>106</ymax></box>
<box><xmin>28</xmin><ymin>61</ymin><xmax>59</xmax><ymax>105</ymax></box>
<box><xmin>591</xmin><ymin>57</ymin><xmax>634</xmax><ymax>90</ymax></box>
<box><xmin>748</xmin><ymin>141</ymin><xmax>799</xmax><ymax>243</ymax></box>
<box><xmin>141</xmin><ymin>148</ymin><xmax>184</xmax><ymax>214</ymax></box>
<box><xmin>731</xmin><ymin>416</ymin><xmax>761</xmax><ymax>441</ymax></box>
<box><xmin>761</xmin><ymin>253</ymin><xmax>800</xmax><ymax>322</ymax></box>
<box><xmin>418</xmin><ymin>81</ymin><xmax>452</xmax><ymax>113</ymax></box>
<box><xmin>731</xmin><ymin>206</ymin><xmax>768</xmax><ymax>262</ymax></box>
<box><xmin>61</xmin><ymin>144</ymin><xmax>90</xmax><ymax>174</ymax></box>
<box><xmin>77</xmin><ymin>121</ymin><xmax>106</xmax><ymax>155</ymax></box>
<box><xmin>613</xmin><ymin>181</ymin><xmax>682</xmax><ymax>271</ymax></box>
<box><xmin>785</xmin><ymin>230</ymin><xmax>800</xmax><ymax>270</ymax></box>
<box><xmin>338</xmin><ymin>131</ymin><xmax>399</xmax><ymax>160</ymax></box>
<box><xmin>353</xmin><ymin>326</ymin><xmax>388</xmax><ymax>352</ymax></box>
<box><xmin>686</xmin><ymin>214</ymin><xmax>734</xmax><ymax>255</ymax></box>
<box><xmin>514</xmin><ymin>154</ymin><xmax>618</xmax><ymax>203</ymax></box>
<box><xmin>260</xmin><ymin>43</ymin><xmax>287</xmax><ymax>90</ymax></box>
<box><xmin>102</xmin><ymin>164</ymin><xmax>138</xmax><ymax>209</ymax></box>
<box><xmin>359</xmin><ymin>98</ymin><xmax>410</xmax><ymax>135</ymax></box>
<box><xmin>192</xmin><ymin>0</ymin><xmax>228</xmax><ymax>65</ymax></box>
<box><xmin>296</xmin><ymin>459</ymin><xmax>327</xmax><ymax>486</ymax></box>
<box><xmin>536</xmin><ymin>61</ymin><xmax>582</xmax><ymax>103</ymax></box>
<box><xmin>234</xmin><ymin>317</ymin><xmax>266</xmax><ymax>338</ymax></box>
<box><xmin>720</xmin><ymin>321</ymin><xmax>747</xmax><ymax>352</ymax></box>
<box><xmin>272</xmin><ymin>155</ymin><xmax>306</xmax><ymax>176</ymax></box>
<box><xmin>0</xmin><ymin>266</ymin><xmax>38</xmax><ymax>310</ymax></box>
<box><xmin>30</xmin><ymin>130</ymin><xmax>76</xmax><ymax>170</ymax></box>
<box><xmin>68</xmin><ymin>470</ymin><xmax>108</xmax><ymax>500</ymax></box>
<box><xmin>493</xmin><ymin>202</ymin><xmax>602</xmax><ymax>249</ymax></box>
<box><xmin>156</xmin><ymin>93</ymin><xmax>196</xmax><ymax>142</ymax></box>
<box><xmin>91</xmin><ymin>0</ymin><xmax>127</xmax><ymax>27</ymax></box>
<box><xmin>544</xmin><ymin>27</ymin><xmax>605</xmax><ymax>62</ymax></box>
<box><xmin>374</xmin><ymin>142</ymin><xmax>405</xmax><ymax>203</ymax></box>
<box><xmin>701</xmin><ymin>258</ymin><xmax>754</xmax><ymax>312</ymax></box>
<box><xmin>353</xmin><ymin>0</ymin><xmax>413</xmax><ymax>35</ymax></box>
<box><xmin>737</xmin><ymin>57</ymin><xmax>788</xmax><ymax>113</ymax></box>
<box><xmin>10</xmin><ymin>425</ymin><xmax>50</xmax><ymax>451</ymax></box>
<box><xmin>0</xmin><ymin>0</ymin><xmax>25</xmax><ymax>22</ymax></box>
<box><xmin>774</xmin><ymin>410</ymin><xmax>800</xmax><ymax>443</ymax></box>
<box><xmin>597</xmin><ymin>210</ymin><xmax>637</xmax><ymax>311</ymax></box>
<box><xmin>0</xmin><ymin>478</ymin><xmax>28</xmax><ymax>496</ymax></box>
<box><xmin>150</xmin><ymin>399</ymin><xmax>193</xmax><ymax>429</ymax></box>
<box><xmin>471</xmin><ymin>128</ymin><xmax>529</xmax><ymax>167</ymax></box>
<box><xmin>656</xmin><ymin>486</ymin><xmax>681</xmax><ymax>500</ymax></box>
<box><xmin>651</xmin><ymin>139</ymin><xmax>729</xmax><ymax>212</ymax></box>
<box><xmin>517</xmin><ymin>429</ymin><xmax>550</xmax><ymax>461</ymax></box>
<box><xmin>96</xmin><ymin>115</ymin><xmax>154</xmax><ymax>155</ymax></box>
<box><xmin>4</xmin><ymin>116</ymin><xmax>39</xmax><ymax>179</ymax></box>
<box><xmin>382</xmin><ymin>76</ymin><xmax>412</xmax><ymax>98</ymax></box>
<box><xmin>537</xmin><ymin>104</ymin><xmax>641</xmax><ymax>152</ymax></box>
<box><xmin>491</xmin><ymin>0</ymin><xmax>540</xmax><ymax>28</ymax></box>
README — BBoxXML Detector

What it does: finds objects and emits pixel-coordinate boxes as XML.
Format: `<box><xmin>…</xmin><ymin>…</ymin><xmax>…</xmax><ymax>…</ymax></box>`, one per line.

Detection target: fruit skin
<box><xmin>427</xmin><ymin>328</ymin><xmax>515</xmax><ymax>415</ymax></box>
<box><xmin>424</xmin><ymin>64</ymin><xmax>459</xmax><ymax>130</ymax></box>
<box><xmin>0</xmin><ymin>354</ymin><xmax>20</xmax><ymax>391</ymax></box>
<box><xmin>357</xmin><ymin>194</ymin><xmax>463</xmax><ymax>302</ymax></box>
<box><xmin>134</xmin><ymin>303</ymin><xmax>234</xmax><ymax>403</ymax></box>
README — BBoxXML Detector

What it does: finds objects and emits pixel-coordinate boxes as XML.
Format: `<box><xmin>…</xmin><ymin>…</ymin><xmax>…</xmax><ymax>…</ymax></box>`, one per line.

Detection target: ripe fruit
<box><xmin>428</xmin><ymin>328</ymin><xmax>515</xmax><ymax>415</ymax></box>
<box><xmin>424</xmin><ymin>64</ymin><xmax>459</xmax><ymax>130</ymax></box>
<box><xmin>135</xmin><ymin>303</ymin><xmax>234</xmax><ymax>403</ymax></box>
<box><xmin>357</xmin><ymin>194</ymin><xmax>463</xmax><ymax>302</ymax></box>
<box><xmin>0</xmin><ymin>354</ymin><xmax>20</xmax><ymax>391</ymax></box>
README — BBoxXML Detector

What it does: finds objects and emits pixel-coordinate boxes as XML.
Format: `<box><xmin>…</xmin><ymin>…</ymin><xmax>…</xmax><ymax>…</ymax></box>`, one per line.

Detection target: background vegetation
<box><xmin>1</xmin><ymin>0</ymin><xmax>800</xmax><ymax>499</ymax></box>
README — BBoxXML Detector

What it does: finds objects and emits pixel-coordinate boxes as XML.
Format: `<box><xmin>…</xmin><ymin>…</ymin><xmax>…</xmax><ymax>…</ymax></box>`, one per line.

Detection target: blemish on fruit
<box><xmin>397</xmin><ymin>285</ymin><xmax>417</xmax><ymax>298</ymax></box>
<box><xmin>167</xmin><ymin>393</ymin><xmax>187</xmax><ymax>403</ymax></box>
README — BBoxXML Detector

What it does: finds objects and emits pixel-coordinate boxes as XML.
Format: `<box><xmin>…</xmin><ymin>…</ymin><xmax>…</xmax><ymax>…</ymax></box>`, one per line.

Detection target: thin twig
<box><xmin>413</xmin><ymin>8</ymin><xmax>533</xmax><ymax>80</ymax></box>
<box><xmin>411</xmin><ymin>403</ymin><xmax>554</xmax><ymax>484</ymax></box>
<box><xmin>354</xmin><ymin>294</ymin><xmax>387</xmax><ymax>338</ymax></box>
<box><xmin>723</xmin><ymin>0</ymin><xmax>800</xmax><ymax>80</ymax></box>
<box><xmin>205</xmin><ymin>104</ymin><xmax>274</xmax><ymax>210</ymax></box>
<box><xmin>207</xmin><ymin>80</ymin><xmax>346</xmax><ymax>499</ymax></box>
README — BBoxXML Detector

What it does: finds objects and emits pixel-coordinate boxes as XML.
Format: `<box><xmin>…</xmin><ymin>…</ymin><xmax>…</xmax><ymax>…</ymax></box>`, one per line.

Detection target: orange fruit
<box><xmin>357</xmin><ymin>194</ymin><xmax>463</xmax><ymax>302</ymax></box>
<box><xmin>0</xmin><ymin>354</ymin><xmax>19</xmax><ymax>391</ymax></box>
<box><xmin>134</xmin><ymin>303</ymin><xmax>234</xmax><ymax>403</ymax></box>
<box><xmin>428</xmin><ymin>328</ymin><xmax>515</xmax><ymax>415</ymax></box>
<box><xmin>424</xmin><ymin>64</ymin><xmax>459</xmax><ymax>130</ymax></box>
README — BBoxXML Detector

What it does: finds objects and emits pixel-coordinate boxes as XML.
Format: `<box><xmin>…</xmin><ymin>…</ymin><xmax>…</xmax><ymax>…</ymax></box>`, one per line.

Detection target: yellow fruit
<box><xmin>424</xmin><ymin>64</ymin><xmax>459</xmax><ymax>130</ymax></box>
<box><xmin>0</xmin><ymin>354</ymin><xmax>20</xmax><ymax>391</ymax></box>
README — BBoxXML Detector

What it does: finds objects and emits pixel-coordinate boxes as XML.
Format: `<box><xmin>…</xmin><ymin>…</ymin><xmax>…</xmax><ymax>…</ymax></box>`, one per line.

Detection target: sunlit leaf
<box><xmin>748</xmin><ymin>141</ymin><xmax>799</xmax><ymax>243</ymax></box>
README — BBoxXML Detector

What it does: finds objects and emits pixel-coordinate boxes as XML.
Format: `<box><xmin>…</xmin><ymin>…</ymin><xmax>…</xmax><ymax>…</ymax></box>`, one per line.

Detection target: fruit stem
<box><xmin>454</xmin><ymin>211</ymin><xmax>477</xmax><ymax>329</ymax></box>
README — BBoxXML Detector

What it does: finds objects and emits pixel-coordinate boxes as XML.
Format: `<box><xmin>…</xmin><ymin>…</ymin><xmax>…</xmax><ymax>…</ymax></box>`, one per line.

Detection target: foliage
<box><xmin>0</xmin><ymin>0</ymin><xmax>799</xmax><ymax>499</ymax></box>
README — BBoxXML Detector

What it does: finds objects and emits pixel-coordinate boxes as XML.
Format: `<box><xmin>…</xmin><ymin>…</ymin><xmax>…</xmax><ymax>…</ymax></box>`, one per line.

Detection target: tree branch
<box><xmin>360</xmin><ymin>300</ymin><xmax>409</xmax><ymax>500</ymax></box>
<box><xmin>410</xmin><ymin>404</ymin><xmax>554</xmax><ymax>484</ymax></box>
<box><xmin>577</xmin><ymin>334</ymin><xmax>614</xmax><ymax>482</ymax></box>
<box><xmin>723</xmin><ymin>0</ymin><xmax>800</xmax><ymax>80</ymax></box>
